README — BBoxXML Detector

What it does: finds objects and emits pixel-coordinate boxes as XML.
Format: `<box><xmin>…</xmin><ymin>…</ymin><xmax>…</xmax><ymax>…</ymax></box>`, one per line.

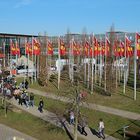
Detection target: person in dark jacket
<box><xmin>38</xmin><ymin>98</ymin><xmax>44</xmax><ymax>113</ymax></box>
<box><xmin>25</xmin><ymin>79</ymin><xmax>29</xmax><ymax>89</ymax></box>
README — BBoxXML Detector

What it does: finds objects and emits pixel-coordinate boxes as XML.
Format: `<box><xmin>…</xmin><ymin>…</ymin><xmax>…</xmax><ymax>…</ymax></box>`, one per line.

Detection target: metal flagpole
<box><xmin>91</xmin><ymin>34</ymin><xmax>94</xmax><ymax>94</ymax></box>
<box><xmin>104</xmin><ymin>35</ymin><xmax>107</xmax><ymax>92</ymax></box>
<box><xmin>71</xmin><ymin>38</ymin><xmax>74</xmax><ymax>83</ymax></box>
<box><xmin>134</xmin><ymin>33</ymin><xmax>137</xmax><ymax>100</ymax></box>
<box><xmin>58</xmin><ymin>37</ymin><xmax>61</xmax><ymax>90</ymax></box>
<box><xmin>87</xmin><ymin>37</ymin><xmax>90</xmax><ymax>89</ymax></box>
<box><xmin>123</xmin><ymin>34</ymin><xmax>126</xmax><ymax>94</ymax></box>
<box><xmin>3</xmin><ymin>40</ymin><xmax>6</xmax><ymax>67</ymax></box>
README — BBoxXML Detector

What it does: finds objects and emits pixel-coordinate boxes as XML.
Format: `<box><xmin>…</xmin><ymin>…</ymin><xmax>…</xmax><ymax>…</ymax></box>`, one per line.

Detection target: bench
<box><xmin>123</xmin><ymin>125</ymin><xmax>140</xmax><ymax>139</ymax></box>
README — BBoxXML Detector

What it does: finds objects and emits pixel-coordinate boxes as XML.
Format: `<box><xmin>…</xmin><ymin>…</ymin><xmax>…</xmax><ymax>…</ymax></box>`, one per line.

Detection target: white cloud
<box><xmin>14</xmin><ymin>0</ymin><xmax>32</xmax><ymax>8</ymax></box>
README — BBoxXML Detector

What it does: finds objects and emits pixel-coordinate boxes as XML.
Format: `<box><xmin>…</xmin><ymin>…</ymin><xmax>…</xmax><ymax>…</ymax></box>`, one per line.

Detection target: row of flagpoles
<box><xmin>8</xmin><ymin>33</ymin><xmax>140</xmax><ymax>58</ymax></box>
<box><xmin>0</xmin><ymin>33</ymin><xmax>140</xmax><ymax>100</ymax></box>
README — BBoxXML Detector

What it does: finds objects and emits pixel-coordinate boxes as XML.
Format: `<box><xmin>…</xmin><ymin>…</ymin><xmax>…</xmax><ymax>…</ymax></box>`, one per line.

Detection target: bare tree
<box><xmin>105</xmin><ymin>25</ymin><xmax>116</xmax><ymax>95</ymax></box>
<box><xmin>38</xmin><ymin>34</ymin><xmax>48</xmax><ymax>86</ymax></box>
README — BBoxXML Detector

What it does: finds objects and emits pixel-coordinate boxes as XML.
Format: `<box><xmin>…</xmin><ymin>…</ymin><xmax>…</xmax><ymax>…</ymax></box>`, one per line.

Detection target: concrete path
<box><xmin>8</xmin><ymin>98</ymin><xmax>117</xmax><ymax>140</ymax></box>
<box><xmin>0</xmin><ymin>123</ymin><xmax>37</xmax><ymax>140</ymax></box>
<box><xmin>28</xmin><ymin>88</ymin><xmax>140</xmax><ymax>120</ymax></box>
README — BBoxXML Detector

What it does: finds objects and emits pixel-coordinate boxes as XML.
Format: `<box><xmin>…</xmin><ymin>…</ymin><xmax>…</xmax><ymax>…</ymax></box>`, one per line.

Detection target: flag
<box><xmin>125</xmin><ymin>36</ymin><xmax>133</xmax><ymax>57</ymax></box>
<box><xmin>105</xmin><ymin>37</ymin><xmax>110</xmax><ymax>56</ymax></box>
<box><xmin>83</xmin><ymin>40</ymin><xmax>90</xmax><ymax>56</ymax></box>
<box><xmin>72</xmin><ymin>41</ymin><xmax>81</xmax><ymax>56</ymax></box>
<box><xmin>93</xmin><ymin>36</ymin><xmax>99</xmax><ymax>56</ymax></box>
<box><xmin>47</xmin><ymin>40</ymin><xmax>53</xmax><ymax>55</ymax></box>
<box><xmin>10</xmin><ymin>39</ymin><xmax>16</xmax><ymax>55</ymax></box>
<box><xmin>15</xmin><ymin>40</ymin><xmax>20</xmax><ymax>56</ymax></box>
<box><xmin>25</xmin><ymin>40</ymin><xmax>32</xmax><ymax>55</ymax></box>
<box><xmin>33</xmin><ymin>38</ymin><xmax>40</xmax><ymax>55</ymax></box>
<box><xmin>120</xmin><ymin>41</ymin><xmax>125</xmax><ymax>57</ymax></box>
<box><xmin>136</xmin><ymin>33</ymin><xmax>140</xmax><ymax>57</ymax></box>
<box><xmin>114</xmin><ymin>40</ymin><xmax>120</xmax><ymax>57</ymax></box>
<box><xmin>60</xmin><ymin>39</ymin><xmax>66</xmax><ymax>56</ymax></box>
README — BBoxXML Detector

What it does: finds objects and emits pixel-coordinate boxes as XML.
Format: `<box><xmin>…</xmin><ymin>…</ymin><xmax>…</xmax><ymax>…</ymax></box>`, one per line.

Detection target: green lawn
<box><xmin>0</xmin><ymin>102</ymin><xmax>84</xmax><ymax>140</ymax></box>
<box><xmin>33</xmin><ymin>94</ymin><xmax>140</xmax><ymax>140</ymax></box>
<box><xmin>16</xmin><ymin>76</ymin><xmax>140</xmax><ymax>114</ymax></box>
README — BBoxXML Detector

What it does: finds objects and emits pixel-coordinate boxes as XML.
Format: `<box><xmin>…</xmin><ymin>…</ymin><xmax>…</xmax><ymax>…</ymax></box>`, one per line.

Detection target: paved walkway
<box><xmin>8</xmin><ymin>98</ymin><xmax>116</xmax><ymax>140</ymax></box>
<box><xmin>28</xmin><ymin>88</ymin><xmax>140</xmax><ymax>120</ymax></box>
<box><xmin>0</xmin><ymin>123</ymin><xmax>37</xmax><ymax>140</ymax></box>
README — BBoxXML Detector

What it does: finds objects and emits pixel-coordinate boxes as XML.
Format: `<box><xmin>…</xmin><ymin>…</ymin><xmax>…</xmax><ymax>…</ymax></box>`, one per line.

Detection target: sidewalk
<box><xmin>8</xmin><ymin>98</ymin><xmax>117</xmax><ymax>140</ymax></box>
<box><xmin>28</xmin><ymin>88</ymin><xmax>140</xmax><ymax>120</ymax></box>
<box><xmin>0</xmin><ymin>123</ymin><xmax>37</xmax><ymax>140</ymax></box>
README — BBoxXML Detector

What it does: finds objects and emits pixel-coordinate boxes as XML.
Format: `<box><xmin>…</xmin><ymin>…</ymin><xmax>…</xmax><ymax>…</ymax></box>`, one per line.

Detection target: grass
<box><xmin>16</xmin><ymin>76</ymin><xmax>140</xmax><ymax>114</ymax></box>
<box><xmin>33</xmin><ymin>94</ymin><xmax>140</xmax><ymax>140</ymax></box>
<box><xmin>0</xmin><ymin>102</ymin><xmax>84</xmax><ymax>140</ymax></box>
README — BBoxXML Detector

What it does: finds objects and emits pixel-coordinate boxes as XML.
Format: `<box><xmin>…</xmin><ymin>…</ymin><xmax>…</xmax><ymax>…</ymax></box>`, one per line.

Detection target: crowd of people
<box><xmin>0</xmin><ymin>76</ymin><xmax>105</xmax><ymax>139</ymax></box>
<box><xmin>0</xmin><ymin>76</ymin><xmax>44</xmax><ymax>113</ymax></box>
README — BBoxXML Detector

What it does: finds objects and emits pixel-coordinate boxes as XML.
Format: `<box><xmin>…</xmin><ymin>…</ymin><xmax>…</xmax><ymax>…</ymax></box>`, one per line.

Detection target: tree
<box><xmin>38</xmin><ymin>34</ymin><xmax>48</xmax><ymax>86</ymax></box>
<box><xmin>105</xmin><ymin>25</ymin><xmax>116</xmax><ymax>95</ymax></box>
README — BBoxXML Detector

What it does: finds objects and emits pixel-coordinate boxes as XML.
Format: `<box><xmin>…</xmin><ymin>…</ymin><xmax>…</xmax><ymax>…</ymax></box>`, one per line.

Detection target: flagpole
<box><xmin>46</xmin><ymin>36</ymin><xmax>48</xmax><ymax>80</ymax></box>
<box><xmin>31</xmin><ymin>36</ymin><xmax>34</xmax><ymax>83</ymax></box>
<box><xmin>71</xmin><ymin>38</ymin><xmax>74</xmax><ymax>83</ymax></box>
<box><xmin>134</xmin><ymin>33</ymin><xmax>137</xmax><ymax>100</ymax></box>
<box><xmin>91</xmin><ymin>34</ymin><xmax>94</xmax><ymax>94</ymax></box>
<box><xmin>87</xmin><ymin>37</ymin><xmax>90</xmax><ymax>89</ymax></box>
<box><xmin>84</xmin><ymin>39</ymin><xmax>87</xmax><ymax>86</ymax></box>
<box><xmin>3</xmin><ymin>40</ymin><xmax>6</xmax><ymax>67</ymax></box>
<box><xmin>58</xmin><ymin>37</ymin><xmax>60</xmax><ymax>90</ymax></box>
<box><xmin>104</xmin><ymin>35</ymin><xmax>107</xmax><ymax>92</ymax></box>
<box><xmin>99</xmin><ymin>37</ymin><xmax>102</xmax><ymax>87</ymax></box>
<box><xmin>123</xmin><ymin>34</ymin><xmax>126</xmax><ymax>94</ymax></box>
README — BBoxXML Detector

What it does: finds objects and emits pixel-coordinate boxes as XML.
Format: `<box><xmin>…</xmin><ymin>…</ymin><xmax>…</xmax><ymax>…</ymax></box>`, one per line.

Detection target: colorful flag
<box><xmin>93</xmin><ymin>36</ymin><xmax>99</xmax><ymax>56</ymax></box>
<box><xmin>47</xmin><ymin>40</ymin><xmax>53</xmax><ymax>55</ymax></box>
<box><xmin>114</xmin><ymin>40</ymin><xmax>120</xmax><ymax>57</ymax></box>
<box><xmin>60</xmin><ymin>39</ymin><xmax>66</xmax><ymax>56</ymax></box>
<box><xmin>33</xmin><ymin>38</ymin><xmax>40</xmax><ymax>55</ymax></box>
<box><xmin>125</xmin><ymin>36</ymin><xmax>133</xmax><ymax>57</ymax></box>
<box><xmin>120</xmin><ymin>41</ymin><xmax>125</xmax><ymax>57</ymax></box>
<box><xmin>15</xmin><ymin>40</ymin><xmax>20</xmax><ymax>56</ymax></box>
<box><xmin>72</xmin><ymin>41</ymin><xmax>81</xmax><ymax>56</ymax></box>
<box><xmin>105</xmin><ymin>37</ymin><xmax>110</xmax><ymax>56</ymax></box>
<box><xmin>83</xmin><ymin>40</ymin><xmax>90</xmax><ymax>56</ymax></box>
<box><xmin>25</xmin><ymin>40</ymin><xmax>32</xmax><ymax>55</ymax></box>
<box><xmin>10</xmin><ymin>39</ymin><xmax>16</xmax><ymax>55</ymax></box>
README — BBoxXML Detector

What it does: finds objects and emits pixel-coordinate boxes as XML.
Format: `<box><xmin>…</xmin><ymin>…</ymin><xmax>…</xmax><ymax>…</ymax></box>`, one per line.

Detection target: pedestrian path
<box><xmin>0</xmin><ymin>123</ymin><xmax>37</xmax><ymax>140</ymax></box>
<box><xmin>28</xmin><ymin>88</ymin><xmax>140</xmax><ymax>120</ymax></box>
<box><xmin>8</xmin><ymin>98</ymin><xmax>117</xmax><ymax>140</ymax></box>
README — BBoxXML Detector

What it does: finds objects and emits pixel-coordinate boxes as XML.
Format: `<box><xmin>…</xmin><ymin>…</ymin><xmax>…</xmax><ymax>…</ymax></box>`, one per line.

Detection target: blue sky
<box><xmin>0</xmin><ymin>0</ymin><xmax>140</xmax><ymax>36</ymax></box>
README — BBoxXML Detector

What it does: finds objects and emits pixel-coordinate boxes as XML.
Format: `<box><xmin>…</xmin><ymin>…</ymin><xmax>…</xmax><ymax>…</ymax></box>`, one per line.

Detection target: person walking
<box><xmin>25</xmin><ymin>79</ymin><xmax>29</xmax><ymax>89</ymax></box>
<box><xmin>98</xmin><ymin>118</ymin><xmax>105</xmax><ymax>139</ymax></box>
<box><xmin>29</xmin><ymin>92</ymin><xmax>34</xmax><ymax>107</ymax></box>
<box><xmin>80</xmin><ymin>117</ymin><xmax>87</xmax><ymax>136</ymax></box>
<box><xmin>69</xmin><ymin>110</ymin><xmax>75</xmax><ymax>125</ymax></box>
<box><xmin>38</xmin><ymin>98</ymin><xmax>44</xmax><ymax>113</ymax></box>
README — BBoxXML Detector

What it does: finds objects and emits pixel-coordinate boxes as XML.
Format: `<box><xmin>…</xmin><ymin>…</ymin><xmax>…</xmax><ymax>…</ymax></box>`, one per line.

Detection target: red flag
<box><xmin>114</xmin><ymin>40</ymin><xmax>120</xmax><ymax>57</ymax></box>
<box><xmin>93</xmin><ymin>36</ymin><xmax>99</xmax><ymax>56</ymax></box>
<box><xmin>83</xmin><ymin>40</ymin><xmax>90</xmax><ymax>56</ymax></box>
<box><xmin>15</xmin><ymin>40</ymin><xmax>20</xmax><ymax>56</ymax></box>
<box><xmin>10</xmin><ymin>40</ymin><xmax>16</xmax><ymax>55</ymax></box>
<box><xmin>72</xmin><ymin>41</ymin><xmax>81</xmax><ymax>56</ymax></box>
<box><xmin>105</xmin><ymin>37</ymin><xmax>110</xmax><ymax>56</ymax></box>
<box><xmin>136</xmin><ymin>33</ymin><xmax>140</xmax><ymax>57</ymax></box>
<box><xmin>120</xmin><ymin>41</ymin><xmax>125</xmax><ymax>57</ymax></box>
<box><xmin>125</xmin><ymin>36</ymin><xmax>133</xmax><ymax>57</ymax></box>
<box><xmin>47</xmin><ymin>40</ymin><xmax>53</xmax><ymax>55</ymax></box>
<box><xmin>60</xmin><ymin>39</ymin><xmax>66</xmax><ymax>56</ymax></box>
<box><xmin>33</xmin><ymin>38</ymin><xmax>40</xmax><ymax>55</ymax></box>
<box><xmin>25</xmin><ymin>41</ymin><xmax>32</xmax><ymax>55</ymax></box>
